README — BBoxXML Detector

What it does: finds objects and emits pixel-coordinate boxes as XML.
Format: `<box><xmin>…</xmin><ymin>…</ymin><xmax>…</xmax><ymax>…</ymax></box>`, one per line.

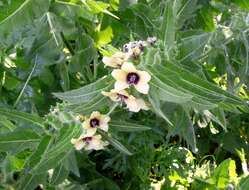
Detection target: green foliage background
<box><xmin>0</xmin><ymin>0</ymin><xmax>249</xmax><ymax>189</ymax></box>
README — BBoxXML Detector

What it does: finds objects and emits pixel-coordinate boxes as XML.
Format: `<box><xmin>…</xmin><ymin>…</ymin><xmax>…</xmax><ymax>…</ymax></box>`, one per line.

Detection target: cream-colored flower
<box><xmin>135</xmin><ymin>98</ymin><xmax>149</xmax><ymax>111</ymax></box>
<box><xmin>111</xmin><ymin>62</ymin><xmax>151</xmax><ymax>94</ymax></box>
<box><xmin>71</xmin><ymin>134</ymin><xmax>108</xmax><ymax>151</ymax></box>
<box><xmin>102</xmin><ymin>89</ymin><xmax>129</xmax><ymax>102</ymax></box>
<box><xmin>126</xmin><ymin>97</ymin><xmax>149</xmax><ymax>112</ymax></box>
<box><xmin>126</xmin><ymin>46</ymin><xmax>142</xmax><ymax>59</ymax></box>
<box><xmin>102</xmin><ymin>89</ymin><xmax>149</xmax><ymax>112</ymax></box>
<box><xmin>102</xmin><ymin>51</ymin><xmax>128</xmax><ymax>68</ymax></box>
<box><xmin>82</xmin><ymin>111</ymin><xmax>110</xmax><ymax>135</ymax></box>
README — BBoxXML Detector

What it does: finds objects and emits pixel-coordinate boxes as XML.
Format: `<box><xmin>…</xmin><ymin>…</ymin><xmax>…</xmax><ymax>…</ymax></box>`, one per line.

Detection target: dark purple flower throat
<box><xmin>82</xmin><ymin>137</ymin><xmax>92</xmax><ymax>144</ymax></box>
<box><xmin>127</xmin><ymin>72</ymin><xmax>140</xmax><ymax>85</ymax></box>
<box><xmin>90</xmin><ymin>118</ymin><xmax>100</xmax><ymax>128</ymax></box>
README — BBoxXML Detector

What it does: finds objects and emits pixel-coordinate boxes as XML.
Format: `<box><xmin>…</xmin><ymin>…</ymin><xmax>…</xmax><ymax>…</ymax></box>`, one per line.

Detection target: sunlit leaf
<box><xmin>210</xmin><ymin>159</ymin><xmax>237</xmax><ymax>188</ymax></box>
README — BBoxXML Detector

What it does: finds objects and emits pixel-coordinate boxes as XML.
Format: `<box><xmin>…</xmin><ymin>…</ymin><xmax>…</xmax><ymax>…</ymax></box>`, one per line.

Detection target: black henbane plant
<box><xmin>70</xmin><ymin>37</ymin><xmax>154</xmax><ymax>152</ymax></box>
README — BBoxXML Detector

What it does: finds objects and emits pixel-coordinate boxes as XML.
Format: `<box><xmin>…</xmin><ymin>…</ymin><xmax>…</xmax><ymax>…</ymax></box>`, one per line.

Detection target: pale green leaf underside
<box><xmin>0</xmin><ymin>107</ymin><xmax>44</xmax><ymax>128</ymax></box>
<box><xmin>0</xmin><ymin>0</ymin><xmax>50</xmax><ymax>45</ymax></box>
<box><xmin>110</xmin><ymin>120</ymin><xmax>151</xmax><ymax>132</ymax></box>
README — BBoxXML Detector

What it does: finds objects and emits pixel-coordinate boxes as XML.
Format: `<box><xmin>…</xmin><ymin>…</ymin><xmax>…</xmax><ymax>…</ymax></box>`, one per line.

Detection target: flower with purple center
<box><xmin>102</xmin><ymin>89</ymin><xmax>149</xmax><ymax>112</ymax></box>
<box><xmin>82</xmin><ymin>111</ymin><xmax>110</xmax><ymax>135</ymax></box>
<box><xmin>71</xmin><ymin>134</ymin><xmax>108</xmax><ymax>151</ymax></box>
<box><xmin>111</xmin><ymin>62</ymin><xmax>151</xmax><ymax>94</ymax></box>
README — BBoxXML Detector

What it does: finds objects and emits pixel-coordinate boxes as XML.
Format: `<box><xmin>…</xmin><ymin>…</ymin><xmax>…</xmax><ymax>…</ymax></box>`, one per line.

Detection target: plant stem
<box><xmin>14</xmin><ymin>55</ymin><xmax>38</xmax><ymax>108</ymax></box>
<box><xmin>107</xmin><ymin>103</ymin><xmax>119</xmax><ymax>116</ymax></box>
<box><xmin>46</xmin><ymin>12</ymin><xmax>60</xmax><ymax>47</ymax></box>
<box><xmin>93</xmin><ymin>57</ymin><xmax>98</xmax><ymax>80</ymax></box>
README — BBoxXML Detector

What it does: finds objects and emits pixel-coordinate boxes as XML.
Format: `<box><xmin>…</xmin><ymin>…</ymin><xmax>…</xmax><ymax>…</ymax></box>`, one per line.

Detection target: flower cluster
<box><xmin>71</xmin><ymin>37</ymin><xmax>156</xmax><ymax>151</ymax></box>
<box><xmin>102</xmin><ymin>37</ymin><xmax>157</xmax><ymax>67</ymax></box>
<box><xmin>71</xmin><ymin>111</ymin><xmax>110</xmax><ymax>151</ymax></box>
<box><xmin>102</xmin><ymin>37</ymin><xmax>156</xmax><ymax>112</ymax></box>
<box><xmin>122</xmin><ymin>37</ymin><xmax>157</xmax><ymax>59</ymax></box>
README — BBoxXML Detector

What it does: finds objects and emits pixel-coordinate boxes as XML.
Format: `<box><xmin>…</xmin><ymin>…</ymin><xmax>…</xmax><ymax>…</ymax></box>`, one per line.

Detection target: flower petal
<box><xmin>135</xmin><ymin>83</ymin><xmax>150</xmax><ymax>94</ymax></box>
<box><xmin>102</xmin><ymin>91</ymin><xmax>119</xmax><ymax>102</ymax></box>
<box><xmin>111</xmin><ymin>69</ymin><xmax>127</xmax><ymax>81</ymax></box>
<box><xmin>71</xmin><ymin>138</ymin><xmax>85</xmax><ymax>150</ymax></box>
<box><xmin>121</xmin><ymin>62</ymin><xmax>137</xmax><ymax>72</ymax></box>
<box><xmin>99</xmin><ymin>115</ymin><xmax>110</xmax><ymax>132</ymax></box>
<box><xmin>71</xmin><ymin>138</ymin><xmax>77</xmax><ymax>144</ymax></box>
<box><xmin>114</xmin><ymin>81</ymin><xmax>129</xmax><ymax>91</ymax></box>
<box><xmin>99</xmin><ymin>123</ymin><xmax>109</xmax><ymax>132</ymax></box>
<box><xmin>117</xmin><ymin>89</ymin><xmax>129</xmax><ymax>96</ymax></box>
<box><xmin>82</xmin><ymin>119</ymin><xmax>91</xmax><ymax>129</ymax></box>
<box><xmin>75</xmin><ymin>141</ymin><xmax>85</xmax><ymax>150</ymax></box>
<box><xmin>125</xmin><ymin>97</ymin><xmax>140</xmax><ymax>112</ymax></box>
<box><xmin>137</xmin><ymin>71</ymin><xmax>151</xmax><ymax>83</ymax></box>
<box><xmin>88</xmin><ymin>143</ymin><xmax>104</xmax><ymax>150</ymax></box>
<box><xmin>103</xmin><ymin>57</ymin><xmax>117</xmax><ymax>68</ymax></box>
<box><xmin>87</xmin><ymin>135</ymin><xmax>104</xmax><ymax>150</ymax></box>
<box><xmin>113</xmin><ymin>52</ymin><xmax>126</xmax><ymax>59</ymax></box>
<box><xmin>94</xmin><ymin>134</ymin><xmax>102</xmax><ymax>140</ymax></box>
<box><xmin>136</xmin><ymin>98</ymin><xmax>149</xmax><ymax>111</ymax></box>
<box><xmin>90</xmin><ymin>111</ymin><xmax>101</xmax><ymax>119</ymax></box>
<box><xmin>85</xmin><ymin>127</ymin><xmax>97</xmax><ymax>136</ymax></box>
<box><xmin>103</xmin><ymin>115</ymin><xmax>111</xmax><ymax>123</ymax></box>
